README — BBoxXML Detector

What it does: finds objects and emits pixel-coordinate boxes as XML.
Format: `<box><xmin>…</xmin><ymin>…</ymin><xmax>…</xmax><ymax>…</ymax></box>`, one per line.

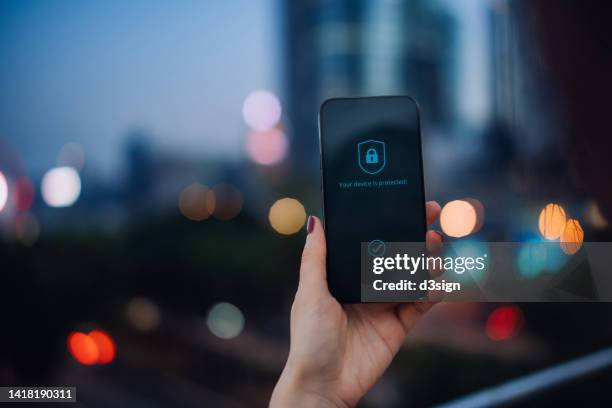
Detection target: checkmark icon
<box><xmin>368</xmin><ymin>240</ymin><xmax>386</xmax><ymax>256</ymax></box>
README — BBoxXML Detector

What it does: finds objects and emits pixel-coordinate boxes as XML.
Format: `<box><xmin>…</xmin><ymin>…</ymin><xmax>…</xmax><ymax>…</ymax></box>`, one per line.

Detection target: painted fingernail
<box><xmin>307</xmin><ymin>216</ymin><xmax>315</xmax><ymax>234</ymax></box>
<box><xmin>435</xmin><ymin>230</ymin><xmax>445</xmax><ymax>242</ymax></box>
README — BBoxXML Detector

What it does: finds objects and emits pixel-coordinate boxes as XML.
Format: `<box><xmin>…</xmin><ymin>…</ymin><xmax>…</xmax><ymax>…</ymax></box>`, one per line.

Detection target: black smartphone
<box><xmin>319</xmin><ymin>96</ymin><xmax>427</xmax><ymax>303</ymax></box>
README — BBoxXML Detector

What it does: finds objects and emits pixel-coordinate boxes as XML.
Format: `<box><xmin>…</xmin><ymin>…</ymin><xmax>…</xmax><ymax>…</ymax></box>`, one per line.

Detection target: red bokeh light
<box><xmin>67</xmin><ymin>330</ymin><xmax>116</xmax><ymax>365</ymax></box>
<box><xmin>485</xmin><ymin>305</ymin><xmax>523</xmax><ymax>341</ymax></box>
<box><xmin>89</xmin><ymin>330</ymin><xmax>116</xmax><ymax>364</ymax></box>
<box><xmin>13</xmin><ymin>176</ymin><xmax>34</xmax><ymax>212</ymax></box>
<box><xmin>67</xmin><ymin>332</ymin><xmax>99</xmax><ymax>365</ymax></box>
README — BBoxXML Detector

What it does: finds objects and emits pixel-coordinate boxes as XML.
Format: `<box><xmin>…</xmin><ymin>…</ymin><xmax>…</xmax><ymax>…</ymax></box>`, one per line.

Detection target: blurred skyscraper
<box><xmin>124</xmin><ymin>130</ymin><xmax>155</xmax><ymax>213</ymax></box>
<box><xmin>487</xmin><ymin>2</ymin><xmax>557</xmax><ymax>156</ymax></box>
<box><xmin>284</xmin><ymin>0</ymin><xmax>457</xmax><ymax>172</ymax></box>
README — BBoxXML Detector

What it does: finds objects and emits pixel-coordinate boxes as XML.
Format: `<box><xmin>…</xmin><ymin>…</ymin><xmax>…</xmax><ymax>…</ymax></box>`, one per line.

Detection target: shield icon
<box><xmin>357</xmin><ymin>140</ymin><xmax>386</xmax><ymax>175</ymax></box>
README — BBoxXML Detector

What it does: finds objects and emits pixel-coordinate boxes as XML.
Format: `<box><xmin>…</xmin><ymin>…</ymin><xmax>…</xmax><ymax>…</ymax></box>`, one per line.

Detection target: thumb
<box><xmin>299</xmin><ymin>216</ymin><xmax>328</xmax><ymax>291</ymax></box>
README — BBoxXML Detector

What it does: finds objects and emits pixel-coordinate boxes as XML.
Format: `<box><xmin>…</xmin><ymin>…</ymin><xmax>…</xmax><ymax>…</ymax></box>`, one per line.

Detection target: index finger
<box><xmin>426</xmin><ymin>201</ymin><xmax>441</xmax><ymax>226</ymax></box>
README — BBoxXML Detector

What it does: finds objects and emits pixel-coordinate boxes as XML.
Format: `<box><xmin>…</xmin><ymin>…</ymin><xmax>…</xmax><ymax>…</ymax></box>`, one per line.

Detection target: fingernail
<box><xmin>307</xmin><ymin>216</ymin><xmax>315</xmax><ymax>234</ymax></box>
<box><xmin>435</xmin><ymin>230</ymin><xmax>445</xmax><ymax>242</ymax></box>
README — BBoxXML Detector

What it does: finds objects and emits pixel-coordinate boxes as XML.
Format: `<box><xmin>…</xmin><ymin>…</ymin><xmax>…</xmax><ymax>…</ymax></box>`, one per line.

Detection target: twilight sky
<box><xmin>0</xmin><ymin>0</ymin><xmax>279</xmax><ymax>178</ymax></box>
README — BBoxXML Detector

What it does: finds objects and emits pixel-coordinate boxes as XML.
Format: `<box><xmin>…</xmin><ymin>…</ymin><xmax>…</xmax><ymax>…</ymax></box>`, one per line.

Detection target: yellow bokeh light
<box><xmin>125</xmin><ymin>297</ymin><xmax>161</xmax><ymax>332</ymax></box>
<box><xmin>538</xmin><ymin>203</ymin><xmax>567</xmax><ymax>240</ymax></box>
<box><xmin>440</xmin><ymin>200</ymin><xmax>477</xmax><ymax>238</ymax></box>
<box><xmin>178</xmin><ymin>183</ymin><xmax>215</xmax><ymax>221</ymax></box>
<box><xmin>560</xmin><ymin>219</ymin><xmax>584</xmax><ymax>255</ymax></box>
<box><xmin>269</xmin><ymin>198</ymin><xmax>306</xmax><ymax>235</ymax></box>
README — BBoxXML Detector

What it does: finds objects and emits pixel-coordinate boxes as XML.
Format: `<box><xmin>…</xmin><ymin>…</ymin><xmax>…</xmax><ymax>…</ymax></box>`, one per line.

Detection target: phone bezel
<box><xmin>318</xmin><ymin>95</ymin><xmax>427</xmax><ymax>303</ymax></box>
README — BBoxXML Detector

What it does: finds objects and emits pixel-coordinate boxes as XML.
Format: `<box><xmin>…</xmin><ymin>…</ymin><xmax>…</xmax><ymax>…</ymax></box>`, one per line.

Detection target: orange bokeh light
<box><xmin>178</xmin><ymin>183</ymin><xmax>215</xmax><ymax>221</ymax></box>
<box><xmin>538</xmin><ymin>203</ymin><xmax>566</xmax><ymax>240</ymax></box>
<box><xmin>560</xmin><ymin>219</ymin><xmax>584</xmax><ymax>255</ymax></box>
<box><xmin>68</xmin><ymin>332</ymin><xmax>99</xmax><ymax>365</ymax></box>
<box><xmin>269</xmin><ymin>198</ymin><xmax>306</xmax><ymax>235</ymax></box>
<box><xmin>440</xmin><ymin>200</ymin><xmax>478</xmax><ymax>238</ymax></box>
<box><xmin>212</xmin><ymin>184</ymin><xmax>243</xmax><ymax>220</ymax></box>
<box><xmin>89</xmin><ymin>330</ymin><xmax>116</xmax><ymax>364</ymax></box>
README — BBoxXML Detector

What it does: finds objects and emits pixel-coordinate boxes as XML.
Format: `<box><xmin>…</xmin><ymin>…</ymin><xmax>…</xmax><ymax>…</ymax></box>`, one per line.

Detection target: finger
<box><xmin>425</xmin><ymin>230</ymin><xmax>444</xmax><ymax>279</ymax></box>
<box><xmin>396</xmin><ymin>301</ymin><xmax>435</xmax><ymax>334</ymax></box>
<box><xmin>427</xmin><ymin>285</ymin><xmax>446</xmax><ymax>303</ymax></box>
<box><xmin>299</xmin><ymin>216</ymin><xmax>328</xmax><ymax>291</ymax></box>
<box><xmin>425</xmin><ymin>230</ymin><xmax>444</xmax><ymax>254</ymax></box>
<box><xmin>426</xmin><ymin>201</ymin><xmax>441</xmax><ymax>226</ymax></box>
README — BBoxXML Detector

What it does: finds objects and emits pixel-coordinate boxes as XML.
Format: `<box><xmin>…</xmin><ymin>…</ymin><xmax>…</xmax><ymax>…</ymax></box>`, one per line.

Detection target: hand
<box><xmin>270</xmin><ymin>202</ymin><xmax>443</xmax><ymax>408</ymax></box>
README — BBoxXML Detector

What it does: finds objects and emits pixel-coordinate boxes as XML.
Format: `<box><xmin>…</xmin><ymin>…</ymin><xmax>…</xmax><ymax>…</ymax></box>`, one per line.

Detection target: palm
<box><xmin>275</xmin><ymin>204</ymin><xmax>441</xmax><ymax>408</ymax></box>
<box><xmin>315</xmin><ymin>299</ymin><xmax>418</xmax><ymax>406</ymax></box>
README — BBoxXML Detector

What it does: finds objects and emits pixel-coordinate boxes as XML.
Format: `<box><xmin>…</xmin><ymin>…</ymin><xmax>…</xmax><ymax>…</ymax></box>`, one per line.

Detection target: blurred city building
<box><xmin>285</xmin><ymin>0</ymin><xmax>457</xmax><ymax>173</ymax></box>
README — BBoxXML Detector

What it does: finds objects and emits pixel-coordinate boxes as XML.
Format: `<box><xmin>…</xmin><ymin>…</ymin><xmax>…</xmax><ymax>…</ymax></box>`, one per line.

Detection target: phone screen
<box><xmin>319</xmin><ymin>96</ymin><xmax>426</xmax><ymax>303</ymax></box>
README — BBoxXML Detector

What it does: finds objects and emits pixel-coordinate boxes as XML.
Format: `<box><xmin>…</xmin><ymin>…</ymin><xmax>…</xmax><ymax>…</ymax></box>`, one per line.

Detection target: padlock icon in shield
<box><xmin>358</xmin><ymin>140</ymin><xmax>386</xmax><ymax>175</ymax></box>
<box><xmin>365</xmin><ymin>148</ymin><xmax>379</xmax><ymax>164</ymax></box>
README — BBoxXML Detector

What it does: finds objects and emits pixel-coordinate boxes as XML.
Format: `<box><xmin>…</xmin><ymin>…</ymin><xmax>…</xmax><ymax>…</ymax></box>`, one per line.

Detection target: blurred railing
<box><xmin>436</xmin><ymin>346</ymin><xmax>612</xmax><ymax>408</ymax></box>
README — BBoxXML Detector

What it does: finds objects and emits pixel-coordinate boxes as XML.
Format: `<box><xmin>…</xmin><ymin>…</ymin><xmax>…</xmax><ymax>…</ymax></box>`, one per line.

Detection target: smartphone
<box><xmin>319</xmin><ymin>96</ymin><xmax>427</xmax><ymax>303</ymax></box>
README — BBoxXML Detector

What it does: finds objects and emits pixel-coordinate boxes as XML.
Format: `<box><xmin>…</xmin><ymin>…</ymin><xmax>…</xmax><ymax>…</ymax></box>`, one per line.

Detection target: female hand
<box><xmin>270</xmin><ymin>201</ymin><xmax>443</xmax><ymax>408</ymax></box>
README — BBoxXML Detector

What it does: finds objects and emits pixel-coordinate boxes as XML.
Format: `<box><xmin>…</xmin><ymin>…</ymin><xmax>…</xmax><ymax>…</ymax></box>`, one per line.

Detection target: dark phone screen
<box><xmin>319</xmin><ymin>97</ymin><xmax>426</xmax><ymax>303</ymax></box>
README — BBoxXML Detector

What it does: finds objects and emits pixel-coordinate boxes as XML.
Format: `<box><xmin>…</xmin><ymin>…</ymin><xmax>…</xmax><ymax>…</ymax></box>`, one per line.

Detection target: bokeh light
<box><xmin>542</xmin><ymin>244</ymin><xmax>568</xmax><ymax>273</ymax></box>
<box><xmin>445</xmin><ymin>239</ymin><xmax>488</xmax><ymax>283</ymax></box>
<box><xmin>538</xmin><ymin>203</ymin><xmax>566</xmax><ymax>240</ymax></box>
<box><xmin>57</xmin><ymin>142</ymin><xmax>85</xmax><ymax>171</ymax></box>
<box><xmin>178</xmin><ymin>183</ymin><xmax>215</xmax><ymax>221</ymax></box>
<box><xmin>464</xmin><ymin>198</ymin><xmax>485</xmax><ymax>234</ymax></box>
<box><xmin>246</xmin><ymin>128</ymin><xmax>289</xmax><ymax>165</ymax></box>
<box><xmin>268</xmin><ymin>198</ymin><xmax>306</xmax><ymax>235</ymax></box>
<box><xmin>13</xmin><ymin>176</ymin><xmax>34</xmax><ymax>212</ymax></box>
<box><xmin>68</xmin><ymin>331</ymin><xmax>99</xmax><ymax>365</ymax></box>
<box><xmin>206</xmin><ymin>302</ymin><xmax>245</xmax><ymax>339</ymax></box>
<box><xmin>485</xmin><ymin>305</ymin><xmax>523</xmax><ymax>341</ymax></box>
<box><xmin>440</xmin><ymin>199</ymin><xmax>477</xmax><ymax>238</ymax></box>
<box><xmin>125</xmin><ymin>297</ymin><xmax>161</xmax><ymax>332</ymax></box>
<box><xmin>517</xmin><ymin>242</ymin><xmax>547</xmax><ymax>278</ymax></box>
<box><xmin>212</xmin><ymin>184</ymin><xmax>243</xmax><ymax>220</ymax></box>
<box><xmin>15</xmin><ymin>212</ymin><xmax>40</xmax><ymax>246</ymax></box>
<box><xmin>560</xmin><ymin>219</ymin><xmax>584</xmax><ymax>255</ymax></box>
<box><xmin>0</xmin><ymin>171</ymin><xmax>7</xmax><ymax>212</ymax></box>
<box><xmin>584</xmin><ymin>201</ymin><xmax>608</xmax><ymax>229</ymax></box>
<box><xmin>41</xmin><ymin>167</ymin><xmax>81</xmax><ymax>208</ymax></box>
<box><xmin>89</xmin><ymin>330</ymin><xmax>115</xmax><ymax>364</ymax></box>
<box><xmin>242</xmin><ymin>90</ymin><xmax>282</xmax><ymax>131</ymax></box>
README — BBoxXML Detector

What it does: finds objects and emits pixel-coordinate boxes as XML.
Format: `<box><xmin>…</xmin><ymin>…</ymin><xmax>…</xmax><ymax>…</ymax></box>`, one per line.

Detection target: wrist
<box><xmin>270</xmin><ymin>363</ymin><xmax>349</xmax><ymax>408</ymax></box>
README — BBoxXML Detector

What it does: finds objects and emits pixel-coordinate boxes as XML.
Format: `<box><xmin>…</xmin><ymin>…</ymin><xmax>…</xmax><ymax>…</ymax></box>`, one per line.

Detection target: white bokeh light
<box><xmin>242</xmin><ymin>90</ymin><xmax>282</xmax><ymax>131</ymax></box>
<box><xmin>0</xmin><ymin>172</ymin><xmax>7</xmax><ymax>212</ymax></box>
<box><xmin>206</xmin><ymin>302</ymin><xmax>245</xmax><ymax>339</ymax></box>
<box><xmin>41</xmin><ymin>167</ymin><xmax>81</xmax><ymax>208</ymax></box>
